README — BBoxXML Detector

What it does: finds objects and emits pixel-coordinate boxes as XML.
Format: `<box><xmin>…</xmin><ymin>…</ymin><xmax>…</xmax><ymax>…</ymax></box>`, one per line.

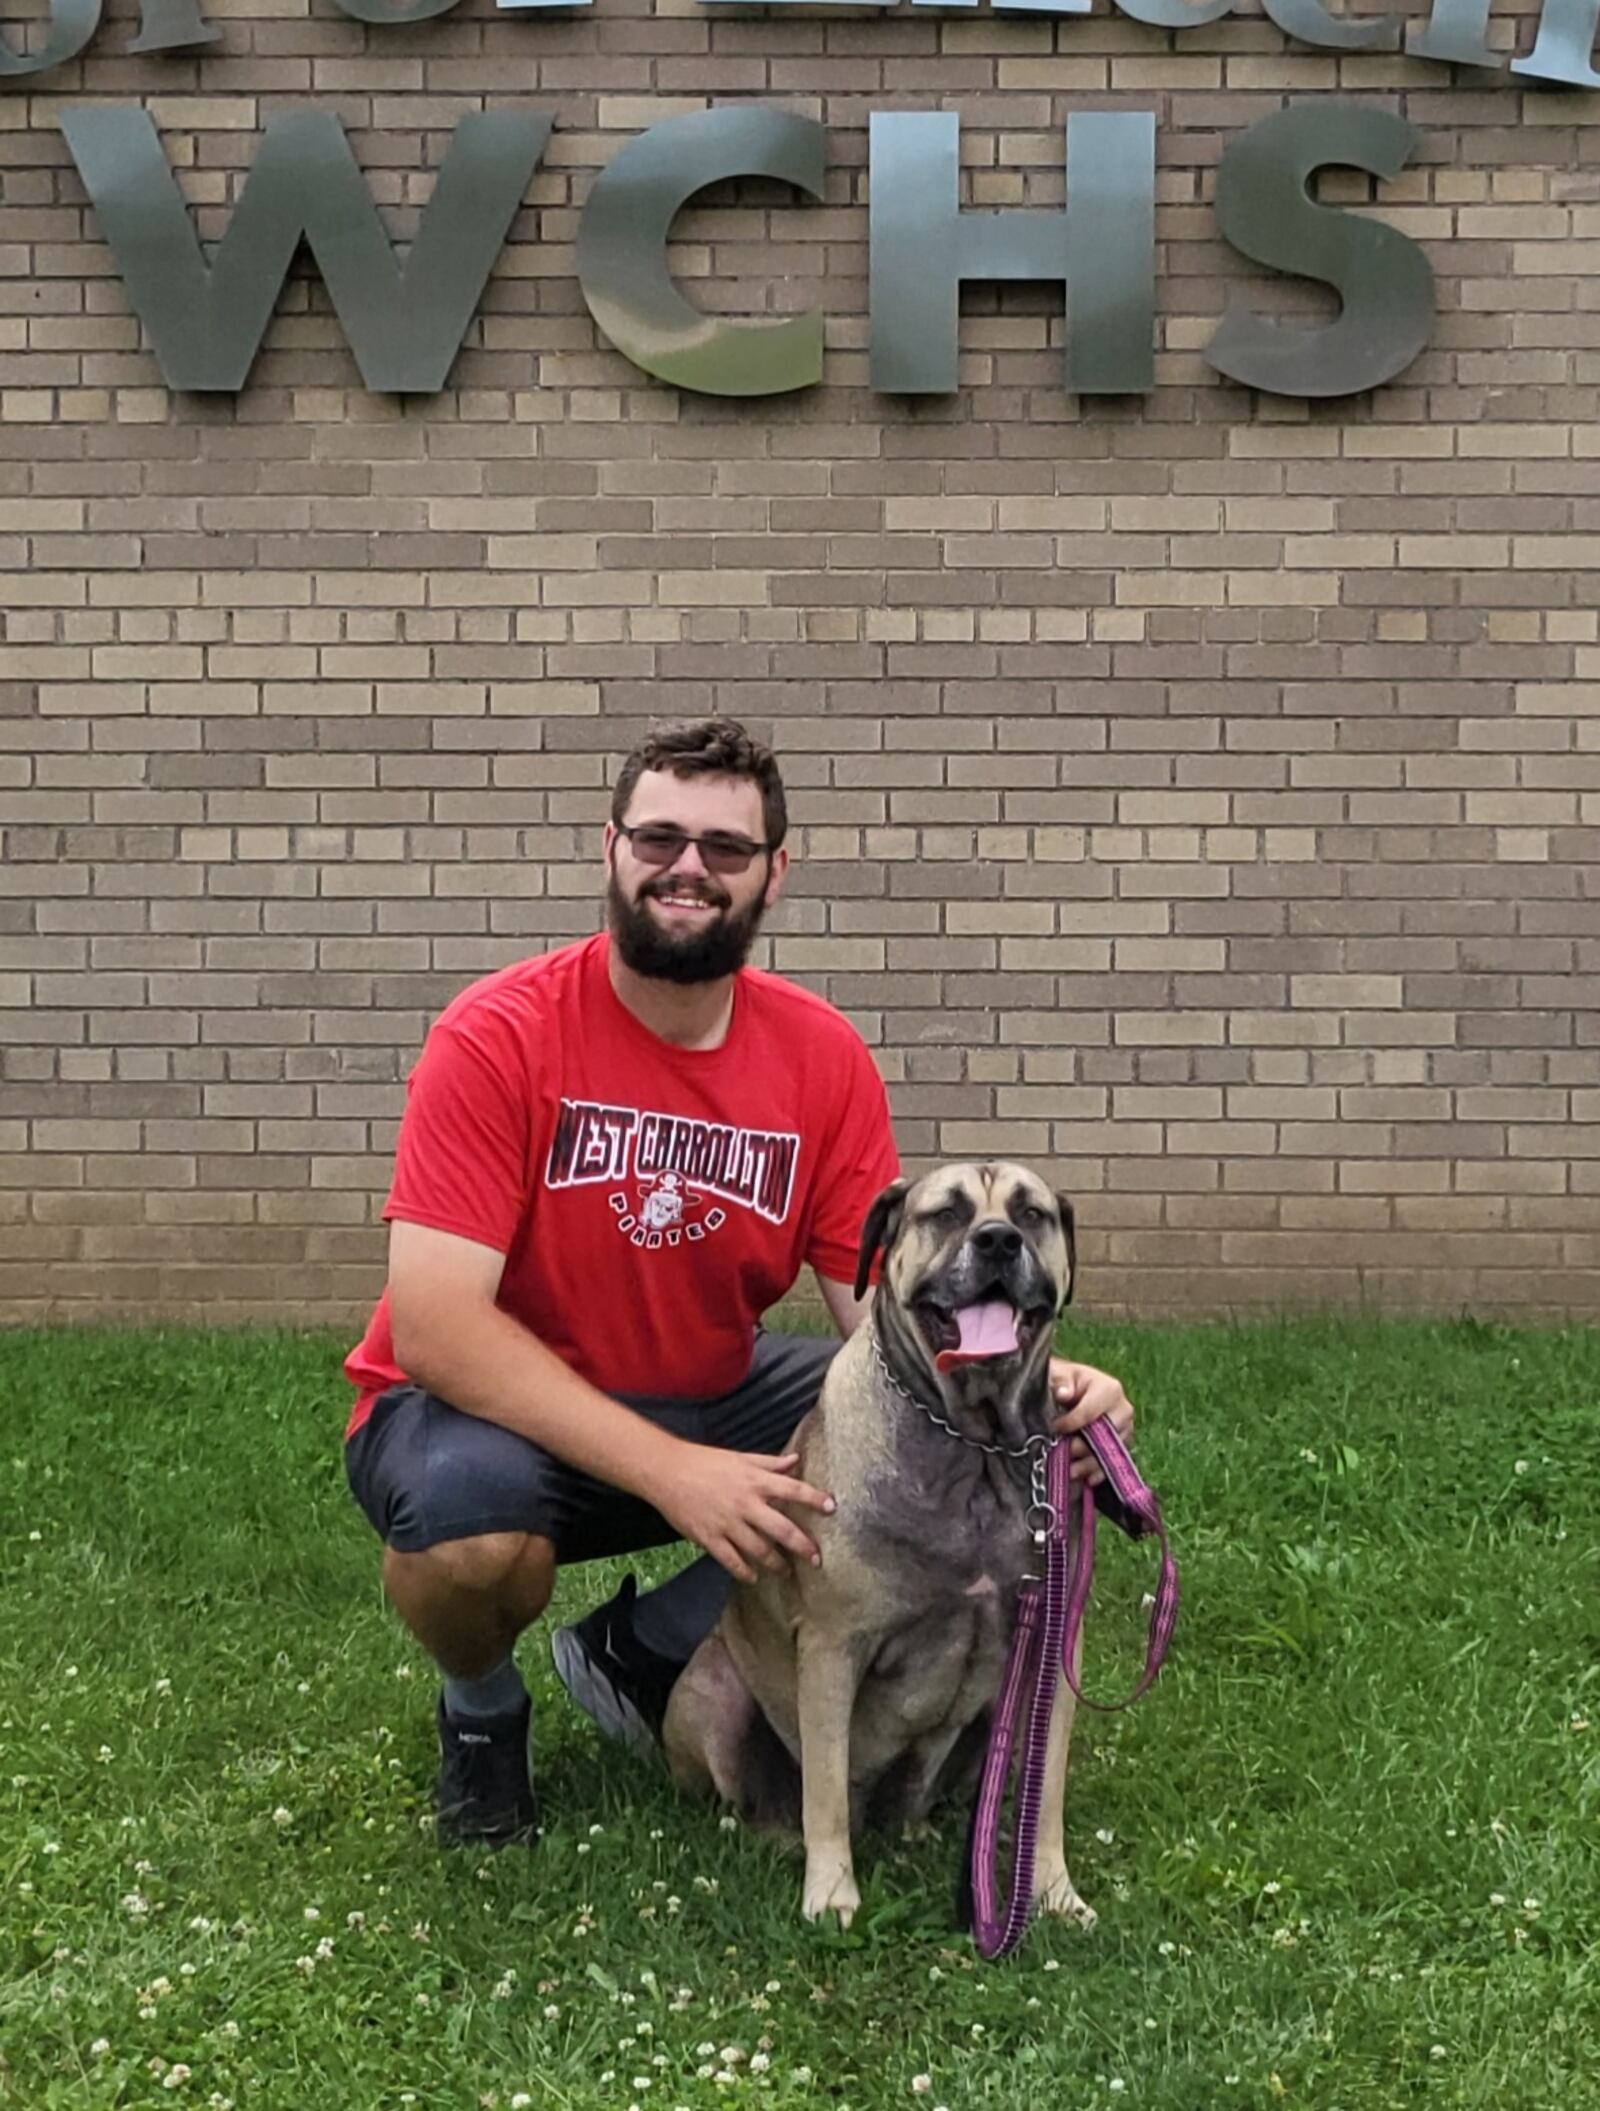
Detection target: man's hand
<box><xmin>1049</xmin><ymin>1359</ymin><xmax>1136</xmax><ymax>1485</ymax></box>
<box><xmin>650</xmin><ymin>1443</ymin><xmax>837</xmax><ymax>1584</ymax></box>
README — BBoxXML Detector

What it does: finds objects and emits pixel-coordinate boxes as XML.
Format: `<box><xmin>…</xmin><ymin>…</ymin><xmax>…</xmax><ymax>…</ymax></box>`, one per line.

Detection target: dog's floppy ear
<box><xmin>1055</xmin><ymin>1191</ymin><xmax>1077</xmax><ymax>1308</ymax></box>
<box><xmin>854</xmin><ymin>1176</ymin><xmax>912</xmax><ymax>1302</ymax></box>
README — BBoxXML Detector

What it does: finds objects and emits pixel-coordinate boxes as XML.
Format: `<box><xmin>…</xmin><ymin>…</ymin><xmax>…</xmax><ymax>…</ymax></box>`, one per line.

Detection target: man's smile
<box><xmin>646</xmin><ymin>887</ymin><xmax>726</xmax><ymax>919</ymax></box>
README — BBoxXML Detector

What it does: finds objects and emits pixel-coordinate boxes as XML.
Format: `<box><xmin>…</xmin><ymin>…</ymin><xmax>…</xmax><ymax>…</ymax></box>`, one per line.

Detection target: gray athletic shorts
<box><xmin>343</xmin><ymin>1329</ymin><xmax>840</xmax><ymax>1561</ymax></box>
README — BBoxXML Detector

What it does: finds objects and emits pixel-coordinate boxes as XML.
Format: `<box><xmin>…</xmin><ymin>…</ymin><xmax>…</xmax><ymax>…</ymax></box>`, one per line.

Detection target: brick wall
<box><xmin>3</xmin><ymin>0</ymin><xmax>1598</xmax><ymax>1327</ymax></box>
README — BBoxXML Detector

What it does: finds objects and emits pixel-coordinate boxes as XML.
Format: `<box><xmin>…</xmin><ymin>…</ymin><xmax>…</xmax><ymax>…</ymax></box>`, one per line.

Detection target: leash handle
<box><xmin>1055</xmin><ymin>1429</ymin><xmax>1180</xmax><ymax>1714</ymax></box>
<box><xmin>969</xmin><ymin>1543</ymin><xmax>1070</xmax><ymax>1961</ymax></box>
<box><xmin>967</xmin><ymin>1426</ymin><xmax>1179</xmax><ymax>1959</ymax></box>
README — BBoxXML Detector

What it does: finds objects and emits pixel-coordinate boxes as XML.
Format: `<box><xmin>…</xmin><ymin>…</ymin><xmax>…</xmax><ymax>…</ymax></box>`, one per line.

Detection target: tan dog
<box><xmin>663</xmin><ymin>1161</ymin><xmax>1095</xmax><ymax>1931</ymax></box>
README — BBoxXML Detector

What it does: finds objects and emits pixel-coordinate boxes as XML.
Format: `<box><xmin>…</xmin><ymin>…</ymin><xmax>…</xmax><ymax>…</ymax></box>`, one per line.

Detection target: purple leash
<box><xmin>969</xmin><ymin>1421</ymin><xmax>1180</xmax><ymax>1961</ymax></box>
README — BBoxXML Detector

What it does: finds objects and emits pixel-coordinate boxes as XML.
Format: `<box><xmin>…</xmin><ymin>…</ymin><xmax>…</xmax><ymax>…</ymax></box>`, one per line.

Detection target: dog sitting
<box><xmin>662</xmin><ymin>1160</ymin><xmax>1095</xmax><ymax>1931</ymax></box>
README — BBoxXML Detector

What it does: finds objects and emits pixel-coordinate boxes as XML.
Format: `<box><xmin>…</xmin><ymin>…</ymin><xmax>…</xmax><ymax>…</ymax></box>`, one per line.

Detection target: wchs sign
<box><xmin>55</xmin><ymin>103</ymin><xmax>1440</xmax><ymax>402</ymax></box>
<box><xmin>10</xmin><ymin>0</ymin><xmax>1598</xmax><ymax>405</ymax></box>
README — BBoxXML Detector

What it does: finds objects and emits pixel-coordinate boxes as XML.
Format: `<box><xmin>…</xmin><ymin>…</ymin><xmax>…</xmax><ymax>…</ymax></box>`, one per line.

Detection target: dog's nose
<box><xmin>972</xmin><ymin>1221</ymin><xmax>1023</xmax><ymax>1262</ymax></box>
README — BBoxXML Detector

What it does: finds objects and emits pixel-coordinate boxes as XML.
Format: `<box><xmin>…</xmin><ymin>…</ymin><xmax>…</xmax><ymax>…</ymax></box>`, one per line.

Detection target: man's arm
<box><xmin>388</xmin><ymin>1220</ymin><xmax>833</xmax><ymax>1582</ymax></box>
<box><xmin>815</xmin><ymin>1270</ymin><xmax>871</xmax><ymax>1341</ymax></box>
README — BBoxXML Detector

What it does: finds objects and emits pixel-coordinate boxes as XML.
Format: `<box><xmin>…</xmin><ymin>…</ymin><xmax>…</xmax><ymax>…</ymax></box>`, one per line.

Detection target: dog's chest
<box><xmin>854</xmin><ymin>1446</ymin><xmax>1033</xmax><ymax>1718</ymax></box>
<box><xmin>860</xmin><ymin>1442</ymin><xmax>1032</xmax><ymax>1590</ymax></box>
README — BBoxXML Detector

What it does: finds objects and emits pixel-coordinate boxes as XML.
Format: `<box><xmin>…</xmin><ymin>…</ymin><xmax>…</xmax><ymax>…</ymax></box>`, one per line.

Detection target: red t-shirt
<box><xmin>342</xmin><ymin>933</ymin><xmax>900</xmax><ymax>1437</ymax></box>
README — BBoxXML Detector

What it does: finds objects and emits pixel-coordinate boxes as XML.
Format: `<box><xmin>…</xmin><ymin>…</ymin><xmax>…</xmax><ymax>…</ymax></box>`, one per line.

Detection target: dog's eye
<box><xmin>1019</xmin><ymin>1205</ymin><xmax>1050</xmax><ymax>1227</ymax></box>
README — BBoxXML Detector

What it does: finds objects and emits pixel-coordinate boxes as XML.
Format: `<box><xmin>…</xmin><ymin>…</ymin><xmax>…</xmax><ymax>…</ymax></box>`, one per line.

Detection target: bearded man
<box><xmin>341</xmin><ymin>717</ymin><xmax>1136</xmax><ymax>1846</ymax></box>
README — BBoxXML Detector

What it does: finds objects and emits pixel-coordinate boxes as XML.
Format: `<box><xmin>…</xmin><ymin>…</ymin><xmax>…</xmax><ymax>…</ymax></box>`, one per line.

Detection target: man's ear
<box><xmin>854</xmin><ymin>1176</ymin><xmax>912</xmax><ymax>1302</ymax></box>
<box><xmin>1055</xmin><ymin>1192</ymin><xmax>1077</xmax><ymax>1308</ymax></box>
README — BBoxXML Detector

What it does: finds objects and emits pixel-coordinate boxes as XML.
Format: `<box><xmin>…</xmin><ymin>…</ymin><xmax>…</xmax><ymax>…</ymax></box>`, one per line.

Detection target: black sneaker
<box><xmin>550</xmin><ymin>1574</ymin><xmax>683</xmax><ymax>1755</ymax></box>
<box><xmin>435</xmin><ymin>1696</ymin><xmax>539</xmax><ymax>1849</ymax></box>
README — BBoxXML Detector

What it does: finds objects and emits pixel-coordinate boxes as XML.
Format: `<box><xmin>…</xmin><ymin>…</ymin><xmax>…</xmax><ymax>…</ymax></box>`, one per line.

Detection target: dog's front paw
<box><xmin>802</xmin><ymin>1859</ymin><xmax>860</xmax><ymax>1928</ymax></box>
<box><xmin>1032</xmin><ymin>1862</ymin><xmax>1098</xmax><ymax>1932</ymax></box>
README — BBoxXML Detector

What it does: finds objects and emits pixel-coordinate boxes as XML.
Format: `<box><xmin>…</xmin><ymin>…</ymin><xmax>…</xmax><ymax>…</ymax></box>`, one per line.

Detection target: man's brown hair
<box><xmin>612</xmin><ymin>718</ymin><xmax>788</xmax><ymax>851</ymax></box>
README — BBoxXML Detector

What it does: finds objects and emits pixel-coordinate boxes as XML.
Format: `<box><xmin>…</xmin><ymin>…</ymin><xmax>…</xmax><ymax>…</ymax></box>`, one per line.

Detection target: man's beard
<box><xmin>606</xmin><ymin>867</ymin><xmax>769</xmax><ymax>986</ymax></box>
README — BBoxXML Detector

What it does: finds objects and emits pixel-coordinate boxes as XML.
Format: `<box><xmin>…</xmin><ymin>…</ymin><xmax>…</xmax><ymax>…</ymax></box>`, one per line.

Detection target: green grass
<box><xmin>2</xmin><ymin>1317</ymin><xmax>1598</xmax><ymax>2111</ymax></box>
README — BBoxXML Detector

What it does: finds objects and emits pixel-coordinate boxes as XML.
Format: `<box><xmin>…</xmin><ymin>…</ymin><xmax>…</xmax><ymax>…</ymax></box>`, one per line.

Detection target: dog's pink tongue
<box><xmin>935</xmin><ymin>1299</ymin><xmax>1021</xmax><ymax>1373</ymax></box>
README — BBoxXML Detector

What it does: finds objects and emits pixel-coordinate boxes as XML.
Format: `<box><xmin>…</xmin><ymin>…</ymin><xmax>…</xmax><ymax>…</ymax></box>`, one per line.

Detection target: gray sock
<box><xmin>442</xmin><ymin>1656</ymin><xmax>527</xmax><ymax>1723</ymax></box>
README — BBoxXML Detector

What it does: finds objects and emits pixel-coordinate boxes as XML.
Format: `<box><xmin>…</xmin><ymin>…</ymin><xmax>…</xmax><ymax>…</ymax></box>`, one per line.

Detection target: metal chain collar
<box><xmin>869</xmin><ymin>1323</ymin><xmax>1059</xmax><ymax>1543</ymax></box>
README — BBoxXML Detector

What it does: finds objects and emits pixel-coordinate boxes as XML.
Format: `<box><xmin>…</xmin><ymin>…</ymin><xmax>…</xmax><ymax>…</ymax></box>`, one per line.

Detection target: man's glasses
<box><xmin>616</xmin><ymin>822</ymin><xmax>770</xmax><ymax>876</ymax></box>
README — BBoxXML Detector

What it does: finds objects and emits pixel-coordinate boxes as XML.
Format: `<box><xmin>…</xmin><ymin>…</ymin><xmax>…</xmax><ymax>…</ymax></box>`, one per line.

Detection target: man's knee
<box><xmin>392</xmin><ymin>1530</ymin><xmax>556</xmax><ymax>1612</ymax></box>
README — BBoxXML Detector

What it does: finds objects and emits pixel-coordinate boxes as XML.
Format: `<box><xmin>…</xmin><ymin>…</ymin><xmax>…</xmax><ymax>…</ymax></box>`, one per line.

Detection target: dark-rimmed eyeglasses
<box><xmin>616</xmin><ymin>822</ymin><xmax>771</xmax><ymax>876</ymax></box>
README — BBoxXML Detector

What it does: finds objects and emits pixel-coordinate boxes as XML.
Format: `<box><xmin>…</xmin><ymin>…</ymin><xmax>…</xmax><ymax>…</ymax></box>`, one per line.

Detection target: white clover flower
<box><xmin>512</xmin><ymin>2097</ymin><xmax>532</xmax><ymax>2108</ymax></box>
<box><xmin>155</xmin><ymin>1678</ymin><xmax>172</xmax><ymax>1696</ymax></box>
<box><xmin>97</xmin><ymin>1747</ymin><xmax>113</xmax><ymax>1764</ymax></box>
<box><xmin>272</xmin><ymin>1808</ymin><xmax>292</xmax><ymax>1828</ymax></box>
<box><xmin>1095</xmin><ymin>1828</ymin><xmax>1114</xmax><ymax>1845</ymax></box>
<box><xmin>295</xmin><ymin>1957</ymin><xmax>316</xmax><ymax>1976</ymax></box>
<box><xmin>163</xmin><ymin>2067</ymin><xmax>192</xmax><ymax>2090</ymax></box>
<box><xmin>121</xmin><ymin>1892</ymin><xmax>150</xmax><ymax>1920</ymax></box>
<box><xmin>912</xmin><ymin>2077</ymin><xmax>933</xmax><ymax>2094</ymax></box>
<box><xmin>220</xmin><ymin>2022</ymin><xmax>240</xmax><ymax>2040</ymax></box>
<box><xmin>1045</xmin><ymin>1957</ymin><xmax>1063</xmax><ymax>1970</ymax></box>
<box><xmin>135</xmin><ymin>1861</ymin><xmax>156</xmax><ymax>1878</ymax></box>
<box><xmin>749</xmin><ymin>2054</ymin><xmax>770</xmax><ymax>2075</ymax></box>
<box><xmin>719</xmin><ymin>1815</ymin><xmax>738</xmax><ymax>1832</ymax></box>
<box><xmin>303</xmin><ymin>1907</ymin><xmax>321</xmax><ymax>1922</ymax></box>
<box><xmin>1262</xmin><ymin>1881</ymin><xmax>1281</xmax><ymax>1896</ymax></box>
<box><xmin>1430</xmin><ymin>2045</ymin><xmax>1447</xmax><ymax>2060</ymax></box>
<box><xmin>316</xmin><ymin>1938</ymin><xmax>335</xmax><ymax>1962</ymax></box>
<box><xmin>346</xmin><ymin>1912</ymin><xmax>365</xmax><ymax>1930</ymax></box>
<box><xmin>1513</xmin><ymin>1460</ymin><xmax>1528</xmax><ymax>1475</ymax></box>
<box><xmin>544</xmin><ymin>2004</ymin><xmax>560</xmax><ymax>2020</ymax></box>
<box><xmin>1489</xmin><ymin>1892</ymin><xmax>1507</xmax><ymax>1907</ymax></box>
<box><xmin>792</xmin><ymin>2069</ymin><xmax>812</xmax><ymax>2086</ymax></box>
<box><xmin>90</xmin><ymin>2039</ymin><xmax>111</xmax><ymax>2058</ymax></box>
<box><xmin>415</xmin><ymin>1994</ymin><xmax>431</xmax><ymax>2009</ymax></box>
<box><xmin>1109</xmin><ymin>2084</ymin><xmax>1126</xmax><ymax>2096</ymax></box>
<box><xmin>43</xmin><ymin>1842</ymin><xmax>60</xmax><ymax>1857</ymax></box>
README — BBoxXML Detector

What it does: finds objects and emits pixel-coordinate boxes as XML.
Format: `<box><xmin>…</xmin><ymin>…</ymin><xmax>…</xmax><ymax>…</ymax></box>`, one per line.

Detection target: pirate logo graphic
<box><xmin>610</xmin><ymin>1169</ymin><xmax>726</xmax><ymax>1250</ymax></box>
<box><xmin>639</xmin><ymin>1169</ymin><xmax>697</xmax><ymax>1233</ymax></box>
